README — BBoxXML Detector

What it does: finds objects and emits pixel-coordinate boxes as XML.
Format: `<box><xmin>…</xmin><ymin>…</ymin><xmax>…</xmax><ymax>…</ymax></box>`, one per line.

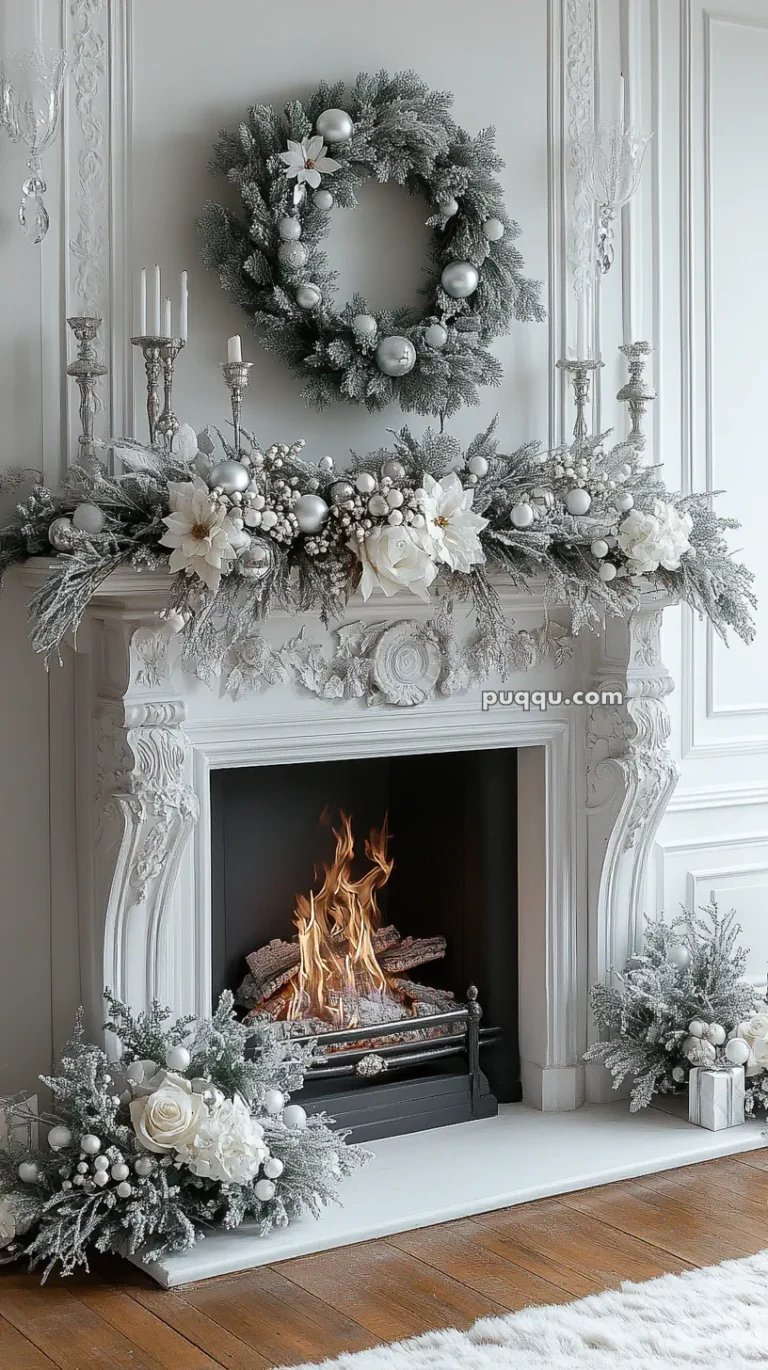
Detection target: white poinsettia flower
<box><xmin>159</xmin><ymin>476</ymin><xmax>238</xmax><ymax>593</ymax></box>
<box><xmin>421</xmin><ymin>472</ymin><xmax>489</xmax><ymax>573</ymax></box>
<box><xmin>279</xmin><ymin>135</ymin><xmax>341</xmax><ymax>189</ymax></box>
<box><xmin>351</xmin><ymin>524</ymin><xmax>437</xmax><ymax>602</ymax></box>
<box><xmin>617</xmin><ymin>500</ymin><xmax>693</xmax><ymax>575</ymax></box>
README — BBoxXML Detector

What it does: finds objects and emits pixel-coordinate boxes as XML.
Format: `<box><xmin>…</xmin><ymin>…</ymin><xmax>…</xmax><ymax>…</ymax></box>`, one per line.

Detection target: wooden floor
<box><xmin>2</xmin><ymin>1151</ymin><xmax>768</xmax><ymax>1368</ymax></box>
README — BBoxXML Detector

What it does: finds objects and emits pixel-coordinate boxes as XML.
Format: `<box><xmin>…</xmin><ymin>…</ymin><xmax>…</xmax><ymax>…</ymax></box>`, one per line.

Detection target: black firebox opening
<box><xmin>211</xmin><ymin>748</ymin><xmax>521</xmax><ymax>1133</ymax></box>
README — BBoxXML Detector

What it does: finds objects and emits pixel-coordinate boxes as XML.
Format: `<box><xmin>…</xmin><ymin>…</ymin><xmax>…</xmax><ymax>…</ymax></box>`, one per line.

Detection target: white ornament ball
<box><xmin>278</xmin><ymin>217</ymin><xmax>301</xmax><ymax>241</ymax></box>
<box><xmin>368</xmin><ymin>494</ymin><xmax>388</xmax><ymax>517</ymax></box>
<box><xmin>263</xmin><ymin>1088</ymin><xmax>286</xmax><ymax>1115</ymax></box>
<box><xmin>48</xmin><ymin>516</ymin><xmax>76</xmax><ymax>552</ymax></box>
<box><xmin>18</xmin><ymin>1161</ymin><xmax>39</xmax><ymax>1183</ymax></box>
<box><xmin>294</xmin><ymin>493</ymin><xmax>330</xmax><ymax>534</ymax></box>
<box><xmin>282</xmin><ymin>1104</ymin><xmax>308</xmax><ymax>1130</ymax></box>
<box><xmin>482</xmin><ymin>217</ymin><xmax>505</xmax><ymax>241</ymax></box>
<box><xmin>116</xmin><ymin>1181</ymin><xmax>133</xmax><ymax>1199</ymax></box>
<box><xmin>467</xmin><ymin>455</ymin><xmax>489</xmax><ymax>477</ymax></box>
<box><xmin>667</xmin><ymin>943</ymin><xmax>691</xmax><ymax>970</ymax></box>
<box><xmin>134</xmin><ymin>1156</ymin><xmax>154</xmax><ymax>1177</ymax></box>
<box><xmin>93</xmin><ymin>1154</ymin><xmax>110</xmax><ymax>1172</ymax></box>
<box><xmin>725</xmin><ymin>1037</ymin><xmax>751</xmax><ymax>1066</ymax></box>
<box><xmin>590</xmin><ymin>539</ymin><xmax>609</xmax><ymax>559</ymax></box>
<box><xmin>386</xmin><ymin>488</ymin><xmax>404</xmax><ymax>509</ymax></box>
<box><xmin>72</xmin><ymin>502</ymin><xmax>106</xmax><ymax>535</ymax></box>
<box><xmin>80</xmin><ymin>1134</ymin><xmax>101</xmax><ymax>1156</ymax></box>
<box><xmin>255</xmin><ymin>1178</ymin><xmax>276</xmax><ymax>1201</ymax></box>
<box><xmin>296</xmin><ymin>283</ymin><xmax>322</xmax><ymax>310</ymax></box>
<box><xmin>440</xmin><ymin>261</ymin><xmax>479</xmax><ymax>299</ymax></box>
<box><xmin>278</xmin><ymin>241</ymin><xmax>307</xmax><ymax>270</ymax></box>
<box><xmin>352</xmin><ymin>313</ymin><xmax>378</xmax><ymax>338</ymax></box>
<box><xmin>47</xmin><ymin>1125</ymin><xmax>73</xmax><ymax>1151</ymax></box>
<box><xmin>207</xmin><ymin>460</ymin><xmax>250</xmax><ymax>495</ymax></box>
<box><xmin>687</xmin><ymin>1019</ymin><xmax>706</xmax><ymax>1039</ymax></box>
<box><xmin>707</xmin><ymin>1023</ymin><xmax>727</xmax><ymax>1046</ymax></box>
<box><xmin>387</xmin><ymin>509</ymin><xmax>403</xmax><ymax>526</ymax></box>
<box><xmin>263</xmin><ymin>1156</ymin><xmax>284</xmax><ymax>1179</ymax></box>
<box><xmin>615</xmin><ymin>493</ymin><xmax>635</xmax><ymax>513</ymax></box>
<box><xmin>313</xmin><ymin>188</ymin><xmax>334</xmax><ymax>210</ymax></box>
<box><xmin>316</xmin><ymin>108</ymin><xmax>354</xmax><ymax>143</ymax></box>
<box><xmin>424</xmin><ymin>322</ymin><xmax>448</xmax><ymax>350</ymax></box>
<box><xmin>111</xmin><ymin>1163</ymin><xmax>130</xmax><ymax>1182</ymax></box>
<box><xmin>93</xmin><ymin>1170</ymin><xmax>109</xmax><ymax>1188</ymax></box>
<box><xmin>329</xmin><ymin>481</ymin><xmax>354</xmax><ymax>506</ymax></box>
<box><xmin>598</xmin><ymin>562</ymin><xmax>617</xmax><ymax>582</ymax></box>
<box><xmin>165</xmin><ymin>1045</ymin><xmax>191</xmax><ymax>1072</ymax></box>
<box><xmin>511</xmin><ymin>502</ymin><xmax>534</xmax><ymax>529</ymax></box>
<box><xmin>565</xmin><ymin>488</ymin><xmax>592</xmax><ymax>516</ymax></box>
<box><xmin>260</xmin><ymin>509</ymin><xmax>278</xmax><ymax>531</ymax></box>
<box><xmin>355</xmin><ymin>472</ymin><xmax>377</xmax><ymax>495</ymax></box>
<box><xmin>375</xmin><ymin>335</ymin><xmax>416</xmax><ymax>377</ymax></box>
<box><xmin>318</xmin><ymin>455</ymin><xmax>334</xmax><ymax>472</ymax></box>
<box><xmin>438</xmin><ymin>196</ymin><xmax>459</xmax><ymax>218</ymax></box>
<box><xmin>381</xmin><ymin>459</ymin><xmax>406</xmax><ymax>482</ymax></box>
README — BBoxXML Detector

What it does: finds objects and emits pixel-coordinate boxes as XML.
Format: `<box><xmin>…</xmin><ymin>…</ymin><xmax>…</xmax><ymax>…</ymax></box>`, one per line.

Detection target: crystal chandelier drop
<box><xmin>0</xmin><ymin>46</ymin><xmax>67</xmax><ymax>244</ymax></box>
<box><xmin>583</xmin><ymin>120</ymin><xmax>652</xmax><ymax>273</ymax></box>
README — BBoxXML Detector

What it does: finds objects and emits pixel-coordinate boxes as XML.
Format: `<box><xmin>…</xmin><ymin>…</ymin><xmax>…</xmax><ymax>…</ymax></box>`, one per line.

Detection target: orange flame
<box><xmin>287</xmin><ymin>812</ymin><xmax>398</xmax><ymax>1027</ymax></box>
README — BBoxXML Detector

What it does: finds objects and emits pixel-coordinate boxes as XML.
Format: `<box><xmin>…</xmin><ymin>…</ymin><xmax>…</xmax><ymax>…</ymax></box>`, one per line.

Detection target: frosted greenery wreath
<box><xmin>198</xmin><ymin>69</ymin><xmax>545</xmax><ymax>417</ymax></box>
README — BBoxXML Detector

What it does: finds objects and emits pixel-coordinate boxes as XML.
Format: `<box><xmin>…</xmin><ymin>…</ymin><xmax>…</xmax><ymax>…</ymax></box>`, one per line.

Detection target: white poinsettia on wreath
<box><xmin>278</xmin><ymin>135</ymin><xmax>341</xmax><ymax>188</ymax></box>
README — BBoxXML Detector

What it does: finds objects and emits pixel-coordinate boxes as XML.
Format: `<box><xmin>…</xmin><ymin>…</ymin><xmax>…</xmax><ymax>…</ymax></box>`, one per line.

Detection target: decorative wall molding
<box><xmin>68</xmin><ymin>0</ymin><xmax>108</xmax><ymax>317</ymax></box>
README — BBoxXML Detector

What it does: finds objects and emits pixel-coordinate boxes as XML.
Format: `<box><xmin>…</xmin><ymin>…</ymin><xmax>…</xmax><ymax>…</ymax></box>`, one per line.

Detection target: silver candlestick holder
<box><xmin>131</xmin><ymin>335</ymin><xmax>170</xmax><ymax>446</ymax></box>
<box><xmin>556</xmin><ymin>358</ymin><xmax>604</xmax><ymax>444</ymax></box>
<box><xmin>220</xmin><ymin>359</ymin><xmax>254</xmax><ymax>456</ymax></box>
<box><xmin>155</xmin><ymin>339</ymin><xmax>186</xmax><ymax>450</ymax></box>
<box><xmin>617</xmin><ymin>342</ymin><xmax>656</xmax><ymax>448</ymax></box>
<box><xmin>67</xmin><ymin>316</ymin><xmax>108</xmax><ymax>469</ymax></box>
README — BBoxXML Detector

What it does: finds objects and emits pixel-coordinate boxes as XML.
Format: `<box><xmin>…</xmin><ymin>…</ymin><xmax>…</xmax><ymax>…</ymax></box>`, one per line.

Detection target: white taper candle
<box><xmin>228</xmin><ymin>334</ymin><xmax>242</xmax><ymax>364</ymax></box>
<box><xmin>139</xmin><ymin>267</ymin><xmax>147</xmax><ymax>336</ymax></box>
<box><xmin>152</xmin><ymin>265</ymin><xmax>161</xmax><ymax>335</ymax></box>
<box><xmin>162</xmin><ymin>296</ymin><xmax>172</xmax><ymax>339</ymax></box>
<box><xmin>179</xmin><ymin>271</ymin><xmax>188</xmax><ymax>342</ymax></box>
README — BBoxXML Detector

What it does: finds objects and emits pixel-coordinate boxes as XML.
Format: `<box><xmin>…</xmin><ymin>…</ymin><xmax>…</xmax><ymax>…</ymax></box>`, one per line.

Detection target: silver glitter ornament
<box><xmin>329</xmin><ymin>481</ymin><xmax>355</xmax><ymax>505</ymax></box>
<box><xmin>352</xmin><ymin>313</ymin><xmax>377</xmax><ymax>338</ymax></box>
<box><xmin>375</xmin><ymin>335</ymin><xmax>416</xmax><ymax>376</ymax></box>
<box><xmin>424</xmin><ymin>322</ymin><xmax>447</xmax><ymax>349</ymax></box>
<box><xmin>440</xmin><ymin>261</ymin><xmax>479</xmax><ymax>298</ymax></box>
<box><xmin>296</xmin><ymin>283</ymin><xmax>322</xmax><ymax>309</ymax></box>
<box><xmin>239</xmin><ymin>541</ymin><xmax>273</xmax><ymax>580</ymax></box>
<box><xmin>294</xmin><ymin>493</ymin><xmax>330</xmax><ymax>533</ymax></box>
<box><xmin>313</xmin><ymin>188</ymin><xmax>334</xmax><ymax>210</ymax></box>
<box><xmin>381</xmin><ymin>459</ymin><xmax>406</xmax><ymax>482</ymax></box>
<box><xmin>315</xmin><ymin>108</ymin><xmax>353</xmax><ymax>143</ymax></box>
<box><xmin>48</xmin><ymin>515</ymin><xmax>76</xmax><ymax>551</ymax></box>
<box><xmin>482</xmin><ymin>217</ymin><xmax>505</xmax><ymax>241</ymax></box>
<box><xmin>278</xmin><ymin>241</ymin><xmax>307</xmax><ymax>269</ymax></box>
<box><xmin>278</xmin><ymin>217</ymin><xmax>301</xmax><ymax>241</ymax></box>
<box><xmin>207</xmin><ymin>460</ymin><xmax>250</xmax><ymax>495</ymax></box>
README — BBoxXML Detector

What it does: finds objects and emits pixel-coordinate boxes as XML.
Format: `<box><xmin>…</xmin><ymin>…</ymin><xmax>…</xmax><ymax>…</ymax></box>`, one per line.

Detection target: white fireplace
<box><xmin>29</xmin><ymin>563</ymin><xmax>679</xmax><ymax>1112</ymax></box>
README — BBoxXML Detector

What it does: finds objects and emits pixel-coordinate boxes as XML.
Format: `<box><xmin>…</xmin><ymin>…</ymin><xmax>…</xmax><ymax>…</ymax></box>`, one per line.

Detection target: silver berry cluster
<box><xmin>207</xmin><ymin>441</ymin><xmax>310</xmax><ymax>547</ymax></box>
<box><xmin>319</xmin><ymin>457</ymin><xmax>429</xmax><ymax>554</ymax></box>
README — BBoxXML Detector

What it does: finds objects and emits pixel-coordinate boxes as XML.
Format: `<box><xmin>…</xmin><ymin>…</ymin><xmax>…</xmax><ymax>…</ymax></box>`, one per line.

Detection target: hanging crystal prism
<box><xmin>20</xmin><ymin>161</ymin><xmax>49</xmax><ymax>244</ymax></box>
<box><xmin>0</xmin><ymin>47</ymin><xmax>67</xmax><ymax>246</ymax></box>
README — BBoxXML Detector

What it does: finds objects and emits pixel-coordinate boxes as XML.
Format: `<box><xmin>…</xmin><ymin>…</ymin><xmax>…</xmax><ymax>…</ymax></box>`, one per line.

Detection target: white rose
<box><xmin>352</xmin><ymin>524</ymin><xmax>437</xmax><ymax>602</ymax></box>
<box><xmin>130</xmin><ymin>1074</ymin><xmax>208</xmax><ymax>1154</ymax></box>
<box><xmin>617</xmin><ymin>500</ymin><xmax>693</xmax><ymax>575</ymax></box>
<box><xmin>176</xmin><ymin>1093</ymin><xmax>269</xmax><ymax>1184</ymax></box>
<box><xmin>736</xmin><ymin>1015</ymin><xmax>768</xmax><ymax>1075</ymax></box>
<box><xmin>0</xmin><ymin>1197</ymin><xmax>16</xmax><ymax>1250</ymax></box>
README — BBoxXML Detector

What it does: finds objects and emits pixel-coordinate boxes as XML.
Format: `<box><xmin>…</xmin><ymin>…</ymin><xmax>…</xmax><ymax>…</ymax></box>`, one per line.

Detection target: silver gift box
<box><xmin>688</xmin><ymin>1064</ymin><xmax>745</xmax><ymax>1130</ymax></box>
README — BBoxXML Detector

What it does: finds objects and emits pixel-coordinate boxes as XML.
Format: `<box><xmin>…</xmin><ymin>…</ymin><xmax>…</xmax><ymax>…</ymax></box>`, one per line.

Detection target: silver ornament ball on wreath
<box><xmin>296</xmin><ymin>283</ymin><xmax>322</xmax><ymax>310</ymax></box>
<box><xmin>313</xmin><ymin>188</ymin><xmax>334</xmax><ymax>210</ymax></box>
<box><xmin>48</xmin><ymin>1125</ymin><xmax>73</xmax><ymax>1151</ymax></box>
<box><xmin>263</xmin><ymin>1156</ymin><xmax>284</xmax><ymax>1179</ymax></box>
<box><xmin>511</xmin><ymin>502</ymin><xmax>534</xmax><ymax>529</ymax></box>
<box><xmin>72</xmin><ymin>502</ymin><xmax>106</xmax><ymax>535</ymax></box>
<box><xmin>207</xmin><ymin>460</ymin><xmax>250</xmax><ymax>495</ymax></box>
<box><xmin>352</xmin><ymin>313</ymin><xmax>377</xmax><ymax>338</ymax></box>
<box><xmin>381</xmin><ymin>458</ymin><xmax>406</xmax><ymax>482</ymax></box>
<box><xmin>255</xmin><ymin>1178</ymin><xmax>276</xmax><ymax>1201</ymax></box>
<box><xmin>165</xmin><ymin>1045</ymin><xmax>191</xmax><ymax>1071</ymax></box>
<box><xmin>18</xmin><ymin>1161</ymin><xmax>39</xmax><ymax>1183</ymax></box>
<box><xmin>467</xmin><ymin>454</ymin><xmax>488</xmax><ymax>477</ymax></box>
<box><xmin>375</xmin><ymin>335</ymin><xmax>416</xmax><ymax>377</ymax></box>
<box><xmin>441</xmin><ymin>261</ymin><xmax>479</xmax><ymax>299</ymax></box>
<box><xmin>599</xmin><ymin>562</ymin><xmax>617</xmax><ymax>582</ymax></box>
<box><xmin>355</xmin><ymin>471</ymin><xmax>377</xmax><ymax>495</ymax></box>
<box><xmin>315</xmin><ymin>108</ymin><xmax>354</xmax><ymax>143</ymax></box>
<box><xmin>239</xmin><ymin>541</ymin><xmax>273</xmax><ymax>580</ymax></box>
<box><xmin>48</xmin><ymin>515</ymin><xmax>76</xmax><ymax>552</ymax></box>
<box><xmin>278</xmin><ymin>217</ymin><xmax>301</xmax><ymax>241</ymax></box>
<box><xmin>80</xmin><ymin>1134</ymin><xmax>101</xmax><ymax>1155</ymax></box>
<box><xmin>565</xmin><ymin>488</ymin><xmax>592</xmax><ymax>516</ymax></box>
<box><xmin>482</xmin><ymin>217</ymin><xmax>505</xmax><ymax>241</ymax></box>
<box><xmin>667</xmin><ymin>943</ymin><xmax>691</xmax><ymax>970</ymax></box>
<box><xmin>591</xmin><ymin>538</ymin><xmax>609</xmax><ymax>559</ymax></box>
<box><xmin>294</xmin><ymin>493</ymin><xmax>330</xmax><ymax>533</ymax></box>
<box><xmin>424</xmin><ymin>322</ymin><xmax>448</xmax><ymax>349</ymax></box>
<box><xmin>282</xmin><ymin>1103</ymin><xmax>308</xmax><ymax>1129</ymax></box>
<box><xmin>329</xmin><ymin>480</ymin><xmax>354</xmax><ymax>505</ymax></box>
<box><xmin>278</xmin><ymin>240</ymin><xmax>307</xmax><ymax>270</ymax></box>
<box><xmin>263</xmin><ymin>1088</ymin><xmax>286</xmax><ymax>1114</ymax></box>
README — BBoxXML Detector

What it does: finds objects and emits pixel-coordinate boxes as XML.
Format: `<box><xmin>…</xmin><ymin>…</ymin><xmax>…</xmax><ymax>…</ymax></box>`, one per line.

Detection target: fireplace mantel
<box><xmin>23</xmin><ymin>562</ymin><xmax>678</xmax><ymax>1111</ymax></box>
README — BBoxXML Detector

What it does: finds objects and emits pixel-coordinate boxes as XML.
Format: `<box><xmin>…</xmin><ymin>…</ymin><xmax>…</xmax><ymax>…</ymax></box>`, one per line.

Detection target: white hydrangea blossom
<box><xmin>617</xmin><ymin>500</ymin><xmax>693</xmax><ymax>574</ymax></box>
<box><xmin>176</xmin><ymin>1093</ymin><xmax>270</xmax><ymax>1184</ymax></box>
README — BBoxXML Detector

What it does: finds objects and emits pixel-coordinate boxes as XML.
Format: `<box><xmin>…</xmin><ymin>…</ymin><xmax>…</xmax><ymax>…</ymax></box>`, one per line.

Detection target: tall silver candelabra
<box><xmin>156</xmin><ymin>339</ymin><xmax>186</xmax><ymax>449</ymax></box>
<box><xmin>131</xmin><ymin>335</ymin><xmax>185</xmax><ymax>448</ymax></box>
<box><xmin>67</xmin><ymin>316</ymin><xmax>107</xmax><ymax>469</ymax></box>
<box><xmin>617</xmin><ymin>342</ymin><xmax>656</xmax><ymax>447</ymax></box>
<box><xmin>556</xmin><ymin>358</ymin><xmax>604</xmax><ymax>444</ymax></box>
<box><xmin>220</xmin><ymin>359</ymin><xmax>254</xmax><ymax>455</ymax></box>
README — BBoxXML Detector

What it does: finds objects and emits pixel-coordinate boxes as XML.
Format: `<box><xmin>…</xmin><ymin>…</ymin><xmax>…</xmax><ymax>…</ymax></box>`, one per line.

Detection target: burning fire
<box><xmin>287</xmin><ymin>811</ymin><xmax>402</xmax><ymax>1028</ymax></box>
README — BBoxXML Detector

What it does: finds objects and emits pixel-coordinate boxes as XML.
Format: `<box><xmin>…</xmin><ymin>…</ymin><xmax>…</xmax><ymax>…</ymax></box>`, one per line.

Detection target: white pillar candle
<box><xmin>576</xmin><ymin>291</ymin><xmax>588</xmax><ymax>360</ymax></box>
<box><xmin>228</xmin><ymin>335</ymin><xmax>242</xmax><ymax>364</ymax></box>
<box><xmin>139</xmin><ymin>267</ymin><xmax>147</xmax><ymax>336</ymax></box>
<box><xmin>162</xmin><ymin>296</ymin><xmax>172</xmax><ymax>339</ymax></box>
<box><xmin>152</xmin><ymin>265</ymin><xmax>161</xmax><ymax>335</ymax></box>
<box><xmin>179</xmin><ymin>271</ymin><xmax>188</xmax><ymax>342</ymax></box>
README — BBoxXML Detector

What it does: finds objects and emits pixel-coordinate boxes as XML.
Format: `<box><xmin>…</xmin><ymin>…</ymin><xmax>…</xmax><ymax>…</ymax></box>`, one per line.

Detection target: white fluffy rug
<box><xmin>282</xmin><ymin>1249</ymin><xmax>768</xmax><ymax>1368</ymax></box>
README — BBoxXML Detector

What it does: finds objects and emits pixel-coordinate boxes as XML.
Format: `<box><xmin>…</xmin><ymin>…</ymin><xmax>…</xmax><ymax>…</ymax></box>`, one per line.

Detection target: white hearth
<box><xmin>28</xmin><ymin>564</ymin><xmax>679</xmax><ymax>1114</ymax></box>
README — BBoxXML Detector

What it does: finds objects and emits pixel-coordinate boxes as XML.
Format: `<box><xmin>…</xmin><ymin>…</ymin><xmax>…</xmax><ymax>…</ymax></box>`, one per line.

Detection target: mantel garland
<box><xmin>0</xmin><ymin>415</ymin><xmax>756</xmax><ymax>681</ymax></box>
<box><xmin>0</xmin><ymin>992</ymin><xmax>367</xmax><ymax>1280</ymax></box>
<box><xmin>198</xmin><ymin>69</ymin><xmax>545</xmax><ymax>416</ymax></box>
